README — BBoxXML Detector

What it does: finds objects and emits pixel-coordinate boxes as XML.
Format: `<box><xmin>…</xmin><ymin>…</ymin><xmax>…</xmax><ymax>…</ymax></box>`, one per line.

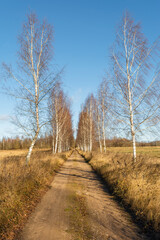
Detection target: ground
<box><xmin>19</xmin><ymin>151</ymin><xmax>148</xmax><ymax>240</ymax></box>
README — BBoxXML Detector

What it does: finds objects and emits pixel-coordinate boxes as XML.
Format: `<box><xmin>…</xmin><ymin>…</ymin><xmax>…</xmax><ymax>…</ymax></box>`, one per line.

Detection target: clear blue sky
<box><xmin>0</xmin><ymin>0</ymin><xmax>160</xmax><ymax>138</ymax></box>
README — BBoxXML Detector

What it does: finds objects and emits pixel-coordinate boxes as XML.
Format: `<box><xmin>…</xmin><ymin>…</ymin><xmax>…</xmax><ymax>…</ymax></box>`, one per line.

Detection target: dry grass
<box><xmin>78</xmin><ymin>149</ymin><xmax>160</xmax><ymax>233</ymax></box>
<box><xmin>0</xmin><ymin>149</ymin><xmax>72</xmax><ymax>240</ymax></box>
<box><xmin>107</xmin><ymin>146</ymin><xmax>160</xmax><ymax>158</ymax></box>
<box><xmin>0</xmin><ymin>149</ymin><xmax>28</xmax><ymax>161</ymax></box>
<box><xmin>0</xmin><ymin>148</ymin><xmax>50</xmax><ymax>161</ymax></box>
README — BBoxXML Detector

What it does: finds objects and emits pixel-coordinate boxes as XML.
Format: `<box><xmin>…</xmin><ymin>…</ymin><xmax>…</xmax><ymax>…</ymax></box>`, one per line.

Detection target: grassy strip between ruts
<box><xmin>78</xmin><ymin>149</ymin><xmax>160</xmax><ymax>237</ymax></box>
<box><xmin>65</xmin><ymin>181</ymin><xmax>93</xmax><ymax>240</ymax></box>
<box><xmin>0</xmin><ymin>149</ymin><xmax>73</xmax><ymax>240</ymax></box>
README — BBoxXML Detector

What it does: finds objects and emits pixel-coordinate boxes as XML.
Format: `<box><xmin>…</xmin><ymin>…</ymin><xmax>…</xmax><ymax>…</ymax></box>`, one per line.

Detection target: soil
<box><xmin>19</xmin><ymin>151</ymin><xmax>148</xmax><ymax>240</ymax></box>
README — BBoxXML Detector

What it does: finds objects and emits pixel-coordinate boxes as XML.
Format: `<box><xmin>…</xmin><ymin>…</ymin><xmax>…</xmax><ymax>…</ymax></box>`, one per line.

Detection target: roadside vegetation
<box><xmin>0</xmin><ymin>149</ymin><xmax>72</xmax><ymax>240</ymax></box>
<box><xmin>78</xmin><ymin>148</ymin><xmax>160</xmax><ymax>234</ymax></box>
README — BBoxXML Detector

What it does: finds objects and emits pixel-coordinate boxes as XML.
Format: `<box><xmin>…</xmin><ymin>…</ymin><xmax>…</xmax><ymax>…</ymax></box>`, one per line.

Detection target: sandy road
<box><xmin>19</xmin><ymin>151</ymin><xmax>148</xmax><ymax>240</ymax></box>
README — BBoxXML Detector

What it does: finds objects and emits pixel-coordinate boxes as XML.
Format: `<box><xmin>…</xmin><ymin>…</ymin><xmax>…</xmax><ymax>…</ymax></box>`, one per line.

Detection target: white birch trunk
<box><xmin>89</xmin><ymin>98</ymin><xmax>93</xmax><ymax>152</ymax></box>
<box><xmin>102</xmin><ymin>107</ymin><xmax>106</xmax><ymax>153</ymax></box>
<box><xmin>26</xmin><ymin>131</ymin><xmax>39</xmax><ymax>164</ymax></box>
<box><xmin>54</xmin><ymin>112</ymin><xmax>59</xmax><ymax>153</ymax></box>
<box><xmin>97</xmin><ymin>107</ymin><xmax>102</xmax><ymax>153</ymax></box>
<box><xmin>26</xmin><ymin>22</ymin><xmax>40</xmax><ymax>164</ymax></box>
<box><xmin>99</xmin><ymin>135</ymin><xmax>102</xmax><ymax>153</ymax></box>
<box><xmin>52</xmin><ymin>136</ymin><xmax>55</xmax><ymax>154</ymax></box>
<box><xmin>55</xmin><ymin>131</ymin><xmax>58</xmax><ymax>153</ymax></box>
<box><xmin>124</xmin><ymin>18</ymin><xmax>137</xmax><ymax>163</ymax></box>
<box><xmin>128</xmin><ymin>66</ymin><xmax>137</xmax><ymax>162</ymax></box>
<box><xmin>132</xmin><ymin>131</ymin><xmax>136</xmax><ymax>162</ymax></box>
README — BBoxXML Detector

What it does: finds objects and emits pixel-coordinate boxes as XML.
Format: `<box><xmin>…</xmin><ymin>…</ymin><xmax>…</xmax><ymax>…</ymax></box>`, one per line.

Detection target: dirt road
<box><xmin>19</xmin><ymin>151</ymin><xmax>148</xmax><ymax>240</ymax></box>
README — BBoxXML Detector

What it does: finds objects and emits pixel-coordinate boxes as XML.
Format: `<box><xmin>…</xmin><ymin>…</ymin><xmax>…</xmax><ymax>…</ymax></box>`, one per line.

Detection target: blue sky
<box><xmin>0</xmin><ymin>0</ymin><xmax>160</xmax><ymax>139</ymax></box>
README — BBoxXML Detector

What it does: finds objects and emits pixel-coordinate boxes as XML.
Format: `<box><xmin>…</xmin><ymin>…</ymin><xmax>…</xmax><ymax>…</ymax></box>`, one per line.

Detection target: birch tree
<box><xmin>85</xmin><ymin>94</ymin><xmax>96</xmax><ymax>152</ymax></box>
<box><xmin>3</xmin><ymin>13</ymin><xmax>59</xmax><ymax>164</ymax></box>
<box><xmin>76</xmin><ymin>94</ymin><xmax>96</xmax><ymax>152</ymax></box>
<box><xmin>49</xmin><ymin>84</ymin><xmax>74</xmax><ymax>153</ymax></box>
<box><xmin>96</xmin><ymin>79</ymin><xmax>111</xmax><ymax>152</ymax></box>
<box><xmin>76</xmin><ymin>110</ymin><xmax>90</xmax><ymax>151</ymax></box>
<box><xmin>111</xmin><ymin>12</ymin><xmax>160</xmax><ymax>162</ymax></box>
<box><xmin>94</xmin><ymin>99</ymin><xmax>103</xmax><ymax>152</ymax></box>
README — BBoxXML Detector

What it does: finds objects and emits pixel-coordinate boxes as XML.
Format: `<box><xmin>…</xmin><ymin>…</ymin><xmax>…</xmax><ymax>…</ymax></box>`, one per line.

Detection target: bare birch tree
<box><xmin>76</xmin><ymin>110</ymin><xmax>89</xmax><ymax>151</ymax></box>
<box><xmin>3</xmin><ymin>13</ymin><xmax>60</xmax><ymax>164</ymax></box>
<box><xmin>111</xmin><ymin>12</ymin><xmax>160</xmax><ymax>162</ymax></box>
<box><xmin>96</xmin><ymin>79</ymin><xmax>111</xmax><ymax>152</ymax></box>
<box><xmin>85</xmin><ymin>94</ymin><xmax>96</xmax><ymax>152</ymax></box>
<box><xmin>49</xmin><ymin>84</ymin><xmax>74</xmax><ymax>153</ymax></box>
<box><xmin>94</xmin><ymin>99</ymin><xmax>103</xmax><ymax>152</ymax></box>
<box><xmin>76</xmin><ymin>94</ymin><xmax>96</xmax><ymax>152</ymax></box>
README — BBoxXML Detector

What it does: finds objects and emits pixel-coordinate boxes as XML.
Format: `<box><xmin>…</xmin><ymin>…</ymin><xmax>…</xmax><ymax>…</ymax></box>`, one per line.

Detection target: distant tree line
<box><xmin>0</xmin><ymin>135</ymin><xmax>53</xmax><ymax>150</ymax></box>
<box><xmin>1</xmin><ymin>134</ymin><xmax>159</xmax><ymax>151</ymax></box>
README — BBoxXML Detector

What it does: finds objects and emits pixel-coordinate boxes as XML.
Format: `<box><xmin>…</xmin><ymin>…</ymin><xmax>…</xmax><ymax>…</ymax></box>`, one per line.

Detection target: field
<box><xmin>79</xmin><ymin>146</ymin><xmax>160</xmax><ymax>235</ymax></box>
<box><xmin>0</xmin><ymin>149</ymin><xmax>72</xmax><ymax>240</ymax></box>
<box><xmin>0</xmin><ymin>148</ymin><xmax>50</xmax><ymax>161</ymax></box>
<box><xmin>108</xmin><ymin>146</ymin><xmax>160</xmax><ymax>158</ymax></box>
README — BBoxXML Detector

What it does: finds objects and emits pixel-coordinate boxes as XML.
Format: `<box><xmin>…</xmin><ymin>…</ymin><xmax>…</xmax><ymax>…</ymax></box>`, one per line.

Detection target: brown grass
<box><xmin>0</xmin><ymin>149</ymin><xmax>72</xmax><ymax>240</ymax></box>
<box><xmin>0</xmin><ymin>148</ymin><xmax>50</xmax><ymax>161</ymax></box>
<box><xmin>107</xmin><ymin>146</ymin><xmax>160</xmax><ymax>158</ymax></box>
<box><xmin>78</xmin><ymin>149</ymin><xmax>160</xmax><ymax>233</ymax></box>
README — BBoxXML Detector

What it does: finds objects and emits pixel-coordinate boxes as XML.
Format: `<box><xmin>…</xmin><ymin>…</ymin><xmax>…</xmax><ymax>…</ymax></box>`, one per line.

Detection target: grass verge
<box><xmin>0</xmin><ymin>149</ymin><xmax>72</xmax><ymax>240</ymax></box>
<box><xmin>78</xmin><ymin>149</ymin><xmax>160</xmax><ymax>237</ymax></box>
